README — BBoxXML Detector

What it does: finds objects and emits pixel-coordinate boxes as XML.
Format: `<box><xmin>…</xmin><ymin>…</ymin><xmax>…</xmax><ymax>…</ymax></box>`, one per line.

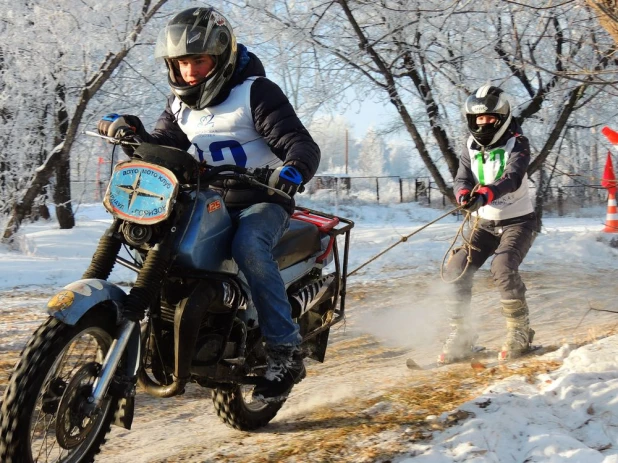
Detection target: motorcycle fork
<box><xmin>89</xmin><ymin>319</ymin><xmax>138</xmax><ymax>408</ymax></box>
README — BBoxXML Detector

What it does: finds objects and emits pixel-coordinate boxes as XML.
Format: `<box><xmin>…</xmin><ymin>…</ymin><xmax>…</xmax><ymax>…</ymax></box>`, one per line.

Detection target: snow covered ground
<box><xmin>0</xmin><ymin>200</ymin><xmax>617</xmax><ymax>462</ymax></box>
<box><xmin>399</xmin><ymin>338</ymin><xmax>618</xmax><ymax>462</ymax></box>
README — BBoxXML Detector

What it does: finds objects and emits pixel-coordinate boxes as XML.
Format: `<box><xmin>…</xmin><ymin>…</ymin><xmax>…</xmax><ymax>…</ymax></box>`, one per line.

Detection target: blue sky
<box><xmin>339</xmin><ymin>96</ymin><xmax>406</xmax><ymax>142</ymax></box>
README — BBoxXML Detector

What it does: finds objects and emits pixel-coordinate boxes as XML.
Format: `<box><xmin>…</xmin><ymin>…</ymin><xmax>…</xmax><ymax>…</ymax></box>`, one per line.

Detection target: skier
<box><xmin>439</xmin><ymin>84</ymin><xmax>537</xmax><ymax>364</ymax></box>
<box><xmin>97</xmin><ymin>6</ymin><xmax>320</xmax><ymax>403</ymax></box>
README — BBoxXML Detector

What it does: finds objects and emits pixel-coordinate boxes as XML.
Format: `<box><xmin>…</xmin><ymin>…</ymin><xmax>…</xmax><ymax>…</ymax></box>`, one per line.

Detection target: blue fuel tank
<box><xmin>172</xmin><ymin>190</ymin><xmax>238</xmax><ymax>274</ymax></box>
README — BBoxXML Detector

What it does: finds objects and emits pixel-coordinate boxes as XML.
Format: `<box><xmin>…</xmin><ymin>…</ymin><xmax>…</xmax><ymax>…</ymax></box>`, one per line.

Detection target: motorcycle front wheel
<box><xmin>0</xmin><ymin>308</ymin><xmax>119</xmax><ymax>463</ymax></box>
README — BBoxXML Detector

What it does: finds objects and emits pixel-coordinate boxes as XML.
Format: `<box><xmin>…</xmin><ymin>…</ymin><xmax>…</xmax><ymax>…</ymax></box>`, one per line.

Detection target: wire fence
<box><xmin>307</xmin><ymin>175</ymin><xmax>449</xmax><ymax>207</ymax></box>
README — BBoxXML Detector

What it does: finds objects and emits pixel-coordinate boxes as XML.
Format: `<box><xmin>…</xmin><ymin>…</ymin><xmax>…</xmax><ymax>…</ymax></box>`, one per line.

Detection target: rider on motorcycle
<box><xmin>97</xmin><ymin>6</ymin><xmax>321</xmax><ymax>403</ymax></box>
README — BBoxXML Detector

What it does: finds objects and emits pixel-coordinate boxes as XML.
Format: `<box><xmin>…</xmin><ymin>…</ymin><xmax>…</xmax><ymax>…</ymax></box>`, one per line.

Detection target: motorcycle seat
<box><xmin>273</xmin><ymin>218</ymin><xmax>321</xmax><ymax>269</ymax></box>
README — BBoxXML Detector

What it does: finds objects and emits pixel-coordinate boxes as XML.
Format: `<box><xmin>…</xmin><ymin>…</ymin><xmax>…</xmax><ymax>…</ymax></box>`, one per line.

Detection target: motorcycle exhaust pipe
<box><xmin>138</xmin><ymin>281</ymin><xmax>238</xmax><ymax>398</ymax></box>
<box><xmin>289</xmin><ymin>273</ymin><xmax>336</xmax><ymax>319</ymax></box>
<box><xmin>138</xmin><ymin>371</ymin><xmax>187</xmax><ymax>398</ymax></box>
<box><xmin>137</xmin><ymin>294</ymin><xmax>200</xmax><ymax>398</ymax></box>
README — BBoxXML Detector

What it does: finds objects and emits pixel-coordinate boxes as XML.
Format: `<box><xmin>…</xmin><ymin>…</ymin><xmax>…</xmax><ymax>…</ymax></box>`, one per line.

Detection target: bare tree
<box><xmin>2</xmin><ymin>0</ymin><xmax>169</xmax><ymax>242</ymax></box>
<box><xmin>231</xmin><ymin>0</ymin><xmax>618</xmax><ymax>203</ymax></box>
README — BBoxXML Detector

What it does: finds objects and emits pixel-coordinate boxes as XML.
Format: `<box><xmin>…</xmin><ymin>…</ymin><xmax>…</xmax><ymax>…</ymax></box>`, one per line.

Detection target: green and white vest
<box><xmin>467</xmin><ymin>136</ymin><xmax>534</xmax><ymax>220</ymax></box>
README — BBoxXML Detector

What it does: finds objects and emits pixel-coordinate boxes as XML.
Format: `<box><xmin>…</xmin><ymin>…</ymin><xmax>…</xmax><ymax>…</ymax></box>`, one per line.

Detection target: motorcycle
<box><xmin>0</xmin><ymin>135</ymin><xmax>353</xmax><ymax>462</ymax></box>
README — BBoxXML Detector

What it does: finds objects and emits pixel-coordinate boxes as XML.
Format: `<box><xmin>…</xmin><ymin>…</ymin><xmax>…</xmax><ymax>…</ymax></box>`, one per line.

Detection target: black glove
<box><xmin>97</xmin><ymin>114</ymin><xmax>144</xmax><ymax>140</ymax></box>
<box><xmin>98</xmin><ymin>114</ymin><xmax>145</xmax><ymax>156</ymax></box>
<box><xmin>251</xmin><ymin>167</ymin><xmax>274</xmax><ymax>185</ymax></box>
<box><xmin>268</xmin><ymin>165</ymin><xmax>304</xmax><ymax>196</ymax></box>
<box><xmin>462</xmin><ymin>192</ymin><xmax>488</xmax><ymax>212</ymax></box>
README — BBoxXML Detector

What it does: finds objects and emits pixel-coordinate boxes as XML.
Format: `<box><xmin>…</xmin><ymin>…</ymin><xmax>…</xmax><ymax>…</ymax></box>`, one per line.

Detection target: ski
<box><xmin>406</xmin><ymin>346</ymin><xmax>491</xmax><ymax>370</ymax></box>
<box><xmin>470</xmin><ymin>344</ymin><xmax>546</xmax><ymax>370</ymax></box>
<box><xmin>405</xmin><ymin>344</ymin><xmax>551</xmax><ymax>371</ymax></box>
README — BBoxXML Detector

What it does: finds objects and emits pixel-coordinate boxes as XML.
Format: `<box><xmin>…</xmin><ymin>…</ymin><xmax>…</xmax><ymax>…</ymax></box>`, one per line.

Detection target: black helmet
<box><xmin>154</xmin><ymin>7</ymin><xmax>237</xmax><ymax>109</ymax></box>
<box><xmin>464</xmin><ymin>84</ymin><xmax>512</xmax><ymax>147</ymax></box>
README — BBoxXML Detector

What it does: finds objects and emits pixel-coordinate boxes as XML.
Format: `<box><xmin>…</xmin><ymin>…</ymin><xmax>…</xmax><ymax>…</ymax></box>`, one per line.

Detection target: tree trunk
<box><xmin>37</xmin><ymin>204</ymin><xmax>51</xmax><ymax>221</ymax></box>
<box><xmin>53</xmin><ymin>81</ymin><xmax>74</xmax><ymax>229</ymax></box>
<box><xmin>54</xmin><ymin>154</ymin><xmax>74</xmax><ymax>229</ymax></box>
<box><xmin>2</xmin><ymin>144</ymin><xmax>64</xmax><ymax>242</ymax></box>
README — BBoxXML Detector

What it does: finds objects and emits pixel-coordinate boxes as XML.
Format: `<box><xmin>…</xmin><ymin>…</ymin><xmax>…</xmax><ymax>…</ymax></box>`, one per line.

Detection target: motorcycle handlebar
<box><xmin>84</xmin><ymin>130</ymin><xmax>141</xmax><ymax>147</ymax></box>
<box><xmin>199</xmin><ymin>164</ymin><xmax>249</xmax><ymax>181</ymax></box>
<box><xmin>198</xmin><ymin>165</ymin><xmax>292</xmax><ymax>201</ymax></box>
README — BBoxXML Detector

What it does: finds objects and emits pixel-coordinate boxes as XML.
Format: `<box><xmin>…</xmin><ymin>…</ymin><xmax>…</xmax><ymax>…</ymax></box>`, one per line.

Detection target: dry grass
<box><xmin>217</xmin><ymin>356</ymin><xmax>565</xmax><ymax>463</ymax></box>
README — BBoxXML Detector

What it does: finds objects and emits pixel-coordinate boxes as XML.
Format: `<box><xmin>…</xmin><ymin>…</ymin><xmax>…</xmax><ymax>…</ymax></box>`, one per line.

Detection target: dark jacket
<box><xmin>137</xmin><ymin>46</ymin><xmax>320</xmax><ymax>212</ymax></box>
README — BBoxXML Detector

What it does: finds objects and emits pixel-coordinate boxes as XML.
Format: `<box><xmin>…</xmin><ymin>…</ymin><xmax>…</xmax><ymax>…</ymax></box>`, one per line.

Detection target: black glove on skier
<box><xmin>456</xmin><ymin>189</ymin><xmax>471</xmax><ymax>206</ymax></box>
<box><xmin>462</xmin><ymin>192</ymin><xmax>488</xmax><ymax>212</ymax></box>
<box><xmin>268</xmin><ymin>165</ymin><xmax>304</xmax><ymax>196</ymax></box>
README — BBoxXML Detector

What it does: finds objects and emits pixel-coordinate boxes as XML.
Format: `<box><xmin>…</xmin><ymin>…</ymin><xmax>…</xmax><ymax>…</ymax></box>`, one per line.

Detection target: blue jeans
<box><xmin>229</xmin><ymin>203</ymin><xmax>301</xmax><ymax>346</ymax></box>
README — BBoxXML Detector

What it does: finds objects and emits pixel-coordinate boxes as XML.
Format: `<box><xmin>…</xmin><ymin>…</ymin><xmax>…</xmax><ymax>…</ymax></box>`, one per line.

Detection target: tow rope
<box><xmin>348</xmin><ymin>187</ymin><xmax>484</xmax><ymax>280</ymax></box>
<box><xmin>348</xmin><ymin>206</ymin><xmax>463</xmax><ymax>277</ymax></box>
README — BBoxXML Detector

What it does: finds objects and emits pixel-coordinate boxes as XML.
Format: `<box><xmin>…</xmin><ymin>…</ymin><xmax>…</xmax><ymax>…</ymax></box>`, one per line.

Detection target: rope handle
<box><xmin>439</xmin><ymin>184</ymin><xmax>483</xmax><ymax>283</ymax></box>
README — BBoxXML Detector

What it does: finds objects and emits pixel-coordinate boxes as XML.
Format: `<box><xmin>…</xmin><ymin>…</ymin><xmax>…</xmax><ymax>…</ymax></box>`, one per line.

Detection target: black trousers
<box><xmin>446</xmin><ymin>212</ymin><xmax>537</xmax><ymax>301</ymax></box>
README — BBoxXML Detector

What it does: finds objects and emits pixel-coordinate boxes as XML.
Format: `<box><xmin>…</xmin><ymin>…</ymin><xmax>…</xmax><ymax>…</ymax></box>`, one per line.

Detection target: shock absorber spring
<box><xmin>82</xmin><ymin>222</ymin><xmax>122</xmax><ymax>280</ymax></box>
<box><xmin>122</xmin><ymin>244</ymin><xmax>171</xmax><ymax>320</ymax></box>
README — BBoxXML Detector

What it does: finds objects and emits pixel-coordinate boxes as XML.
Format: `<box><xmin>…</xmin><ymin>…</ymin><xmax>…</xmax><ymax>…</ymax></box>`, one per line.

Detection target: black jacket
<box><xmin>137</xmin><ymin>48</ymin><xmax>320</xmax><ymax>212</ymax></box>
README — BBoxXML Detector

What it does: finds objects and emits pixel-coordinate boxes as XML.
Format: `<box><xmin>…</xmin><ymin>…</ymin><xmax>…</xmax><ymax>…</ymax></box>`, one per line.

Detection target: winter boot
<box><xmin>438</xmin><ymin>300</ymin><xmax>478</xmax><ymax>364</ymax></box>
<box><xmin>252</xmin><ymin>345</ymin><xmax>306</xmax><ymax>403</ymax></box>
<box><xmin>498</xmin><ymin>298</ymin><xmax>535</xmax><ymax>361</ymax></box>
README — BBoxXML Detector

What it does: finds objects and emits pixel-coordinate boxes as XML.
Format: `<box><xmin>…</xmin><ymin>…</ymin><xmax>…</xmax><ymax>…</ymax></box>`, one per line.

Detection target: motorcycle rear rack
<box><xmin>293</xmin><ymin>206</ymin><xmax>354</xmax><ymax>341</ymax></box>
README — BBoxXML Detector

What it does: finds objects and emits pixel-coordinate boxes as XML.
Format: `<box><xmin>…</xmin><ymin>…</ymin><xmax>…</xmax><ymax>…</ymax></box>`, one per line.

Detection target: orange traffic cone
<box><xmin>604</xmin><ymin>192</ymin><xmax>618</xmax><ymax>233</ymax></box>
<box><xmin>602</xmin><ymin>126</ymin><xmax>618</xmax><ymax>145</ymax></box>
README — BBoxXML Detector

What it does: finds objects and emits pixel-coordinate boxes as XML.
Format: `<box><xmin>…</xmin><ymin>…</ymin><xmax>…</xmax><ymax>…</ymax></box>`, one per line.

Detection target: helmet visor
<box><xmin>466</xmin><ymin>94</ymin><xmax>508</xmax><ymax>116</ymax></box>
<box><xmin>154</xmin><ymin>24</ymin><xmax>230</xmax><ymax>59</ymax></box>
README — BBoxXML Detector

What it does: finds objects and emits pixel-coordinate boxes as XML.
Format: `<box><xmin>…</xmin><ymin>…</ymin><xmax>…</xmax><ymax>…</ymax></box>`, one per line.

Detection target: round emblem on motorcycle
<box><xmin>47</xmin><ymin>290</ymin><xmax>75</xmax><ymax>311</ymax></box>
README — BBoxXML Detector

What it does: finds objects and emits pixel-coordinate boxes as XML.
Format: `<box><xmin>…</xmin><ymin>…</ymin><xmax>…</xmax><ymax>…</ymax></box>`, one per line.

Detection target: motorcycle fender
<box><xmin>47</xmin><ymin>278</ymin><xmax>126</xmax><ymax>325</ymax></box>
<box><xmin>113</xmin><ymin>397</ymin><xmax>135</xmax><ymax>430</ymax></box>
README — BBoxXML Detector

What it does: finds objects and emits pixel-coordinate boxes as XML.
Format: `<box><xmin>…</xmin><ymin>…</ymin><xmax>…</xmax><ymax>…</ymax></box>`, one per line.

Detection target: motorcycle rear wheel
<box><xmin>212</xmin><ymin>384</ymin><xmax>283</xmax><ymax>431</ymax></box>
<box><xmin>0</xmin><ymin>309</ymin><xmax>119</xmax><ymax>463</ymax></box>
